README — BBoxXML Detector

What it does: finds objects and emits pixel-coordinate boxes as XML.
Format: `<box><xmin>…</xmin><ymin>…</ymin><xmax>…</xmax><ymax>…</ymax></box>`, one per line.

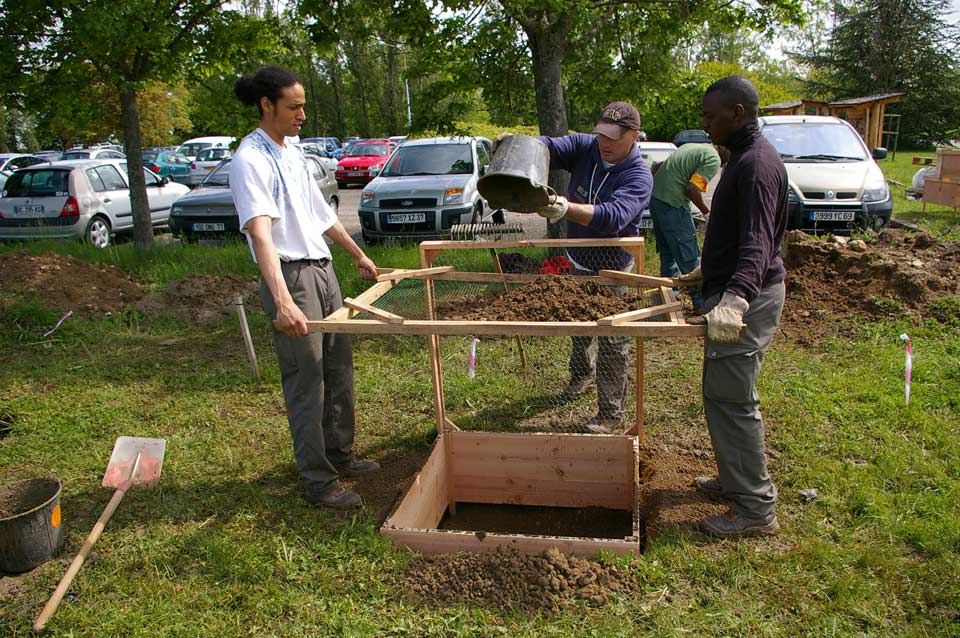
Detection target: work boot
<box><xmin>694</xmin><ymin>476</ymin><xmax>724</xmax><ymax>498</ymax></box>
<box><xmin>701</xmin><ymin>509</ymin><xmax>779</xmax><ymax>538</ymax></box>
<box><xmin>335</xmin><ymin>459</ymin><xmax>381</xmax><ymax>478</ymax></box>
<box><xmin>305</xmin><ymin>484</ymin><xmax>362</xmax><ymax>509</ymax></box>
<box><xmin>583</xmin><ymin>415</ymin><xmax>622</xmax><ymax>434</ymax></box>
<box><xmin>560</xmin><ymin>377</ymin><xmax>593</xmax><ymax>401</ymax></box>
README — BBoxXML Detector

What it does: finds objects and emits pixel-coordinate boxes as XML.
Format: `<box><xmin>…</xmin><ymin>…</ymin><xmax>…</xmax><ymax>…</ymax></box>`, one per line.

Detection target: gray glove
<box><xmin>535</xmin><ymin>196</ymin><xmax>568</xmax><ymax>223</ymax></box>
<box><xmin>673</xmin><ymin>266</ymin><xmax>703</xmax><ymax>289</ymax></box>
<box><xmin>705</xmin><ymin>292</ymin><xmax>748</xmax><ymax>343</ymax></box>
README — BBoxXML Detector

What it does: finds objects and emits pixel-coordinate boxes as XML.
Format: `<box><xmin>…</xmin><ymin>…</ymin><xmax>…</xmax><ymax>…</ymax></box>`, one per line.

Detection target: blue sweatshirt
<box><xmin>539</xmin><ymin>133</ymin><xmax>652</xmax><ymax>271</ymax></box>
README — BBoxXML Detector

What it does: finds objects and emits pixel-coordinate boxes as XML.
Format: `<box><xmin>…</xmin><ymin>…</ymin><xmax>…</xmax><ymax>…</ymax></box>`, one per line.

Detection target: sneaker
<box><xmin>335</xmin><ymin>459</ymin><xmax>381</xmax><ymax>478</ymax></box>
<box><xmin>701</xmin><ymin>509</ymin><xmax>779</xmax><ymax>538</ymax></box>
<box><xmin>305</xmin><ymin>484</ymin><xmax>362</xmax><ymax>509</ymax></box>
<box><xmin>694</xmin><ymin>476</ymin><xmax>724</xmax><ymax>498</ymax></box>
<box><xmin>583</xmin><ymin>416</ymin><xmax>621</xmax><ymax>434</ymax></box>
<box><xmin>560</xmin><ymin>377</ymin><xmax>593</xmax><ymax>401</ymax></box>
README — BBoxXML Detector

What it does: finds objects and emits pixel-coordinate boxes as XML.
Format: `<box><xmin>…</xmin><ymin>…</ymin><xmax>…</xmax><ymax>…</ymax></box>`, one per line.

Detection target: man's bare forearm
<box><xmin>687</xmin><ymin>183</ymin><xmax>710</xmax><ymax>215</ymax></box>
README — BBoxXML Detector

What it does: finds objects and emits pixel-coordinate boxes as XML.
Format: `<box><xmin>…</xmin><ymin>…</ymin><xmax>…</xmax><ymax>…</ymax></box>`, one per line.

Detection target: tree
<box><xmin>792</xmin><ymin>0</ymin><xmax>960</xmax><ymax>145</ymax></box>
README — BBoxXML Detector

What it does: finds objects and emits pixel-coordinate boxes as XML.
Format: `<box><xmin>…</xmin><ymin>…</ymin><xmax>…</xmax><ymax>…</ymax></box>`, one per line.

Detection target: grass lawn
<box><xmin>0</xmin><ymin>236</ymin><xmax>958</xmax><ymax>637</ymax></box>
<box><xmin>878</xmin><ymin>148</ymin><xmax>959</xmax><ymax>239</ymax></box>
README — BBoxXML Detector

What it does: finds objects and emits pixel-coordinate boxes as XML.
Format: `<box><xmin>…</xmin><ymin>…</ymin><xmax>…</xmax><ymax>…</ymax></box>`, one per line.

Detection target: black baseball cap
<box><xmin>593</xmin><ymin>101</ymin><xmax>642</xmax><ymax>140</ymax></box>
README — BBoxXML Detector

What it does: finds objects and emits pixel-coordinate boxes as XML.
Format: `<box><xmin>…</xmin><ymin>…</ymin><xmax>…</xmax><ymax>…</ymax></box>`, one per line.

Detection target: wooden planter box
<box><xmin>382</xmin><ymin>430</ymin><xmax>642</xmax><ymax>557</ymax></box>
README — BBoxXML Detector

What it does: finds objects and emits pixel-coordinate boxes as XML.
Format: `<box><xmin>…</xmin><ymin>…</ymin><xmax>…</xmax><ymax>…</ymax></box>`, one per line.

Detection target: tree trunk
<box><xmin>384</xmin><ymin>43</ymin><xmax>400</xmax><ymax>135</ymax></box>
<box><xmin>119</xmin><ymin>89</ymin><xmax>153</xmax><ymax>249</ymax></box>
<box><xmin>329</xmin><ymin>57</ymin><xmax>346</xmax><ymax>138</ymax></box>
<box><xmin>0</xmin><ymin>106</ymin><xmax>8</xmax><ymax>153</ymax></box>
<box><xmin>518</xmin><ymin>11</ymin><xmax>572</xmax><ymax>239</ymax></box>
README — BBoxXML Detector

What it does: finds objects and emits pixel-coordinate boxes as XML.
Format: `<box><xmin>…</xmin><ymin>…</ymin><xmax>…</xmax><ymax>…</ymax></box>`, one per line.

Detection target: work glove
<box><xmin>492</xmin><ymin>132</ymin><xmax>513</xmax><ymax>154</ymax></box>
<box><xmin>704</xmin><ymin>292</ymin><xmax>749</xmax><ymax>344</ymax></box>
<box><xmin>673</xmin><ymin>266</ymin><xmax>703</xmax><ymax>289</ymax></box>
<box><xmin>535</xmin><ymin>196</ymin><xmax>568</xmax><ymax>223</ymax></box>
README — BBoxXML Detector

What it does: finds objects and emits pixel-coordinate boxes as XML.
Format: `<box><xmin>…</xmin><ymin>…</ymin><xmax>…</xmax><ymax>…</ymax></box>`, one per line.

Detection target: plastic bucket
<box><xmin>477</xmin><ymin>135</ymin><xmax>556</xmax><ymax>211</ymax></box>
<box><xmin>0</xmin><ymin>477</ymin><xmax>64</xmax><ymax>573</ymax></box>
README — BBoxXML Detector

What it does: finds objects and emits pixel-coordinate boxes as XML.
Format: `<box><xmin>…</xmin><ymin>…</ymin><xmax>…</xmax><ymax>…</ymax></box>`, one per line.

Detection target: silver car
<box><xmin>189</xmin><ymin>147</ymin><xmax>232</xmax><ymax>185</ymax></box>
<box><xmin>357</xmin><ymin>136</ymin><xmax>492</xmax><ymax>242</ymax></box>
<box><xmin>169</xmin><ymin>153</ymin><xmax>339</xmax><ymax>240</ymax></box>
<box><xmin>60</xmin><ymin>148</ymin><xmax>126</xmax><ymax>160</ymax></box>
<box><xmin>0</xmin><ymin>159</ymin><xmax>189</xmax><ymax>248</ymax></box>
<box><xmin>0</xmin><ymin>153</ymin><xmax>47</xmax><ymax>172</ymax></box>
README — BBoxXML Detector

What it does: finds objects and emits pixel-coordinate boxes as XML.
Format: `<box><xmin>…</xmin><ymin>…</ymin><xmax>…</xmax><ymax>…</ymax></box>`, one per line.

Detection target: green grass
<box><xmin>878</xmin><ymin>149</ymin><xmax>960</xmax><ymax>239</ymax></box>
<box><xmin>0</xmin><ymin>238</ymin><xmax>958</xmax><ymax>637</ymax></box>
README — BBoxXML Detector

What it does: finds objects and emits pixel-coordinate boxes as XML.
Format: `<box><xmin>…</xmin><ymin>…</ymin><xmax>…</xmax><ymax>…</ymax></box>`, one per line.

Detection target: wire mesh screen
<box><xmin>354</xmin><ymin>242</ymin><xmax>670</xmax><ymax>434</ymax></box>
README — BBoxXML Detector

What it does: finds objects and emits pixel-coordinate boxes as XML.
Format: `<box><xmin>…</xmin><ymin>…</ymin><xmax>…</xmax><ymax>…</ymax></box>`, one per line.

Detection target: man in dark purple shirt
<box><xmin>678</xmin><ymin>76</ymin><xmax>787</xmax><ymax>538</ymax></box>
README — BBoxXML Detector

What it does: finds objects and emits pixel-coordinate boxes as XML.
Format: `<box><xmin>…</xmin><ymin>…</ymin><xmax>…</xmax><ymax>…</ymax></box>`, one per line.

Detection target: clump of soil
<box><xmin>136</xmin><ymin>274</ymin><xmax>260</xmax><ymax>325</ymax></box>
<box><xmin>438</xmin><ymin>276</ymin><xmax>649</xmax><ymax>322</ymax></box>
<box><xmin>781</xmin><ymin>229</ymin><xmax>960</xmax><ymax>340</ymax></box>
<box><xmin>403</xmin><ymin>546</ymin><xmax>638</xmax><ymax>611</ymax></box>
<box><xmin>0</xmin><ymin>252</ymin><xmax>143</xmax><ymax>317</ymax></box>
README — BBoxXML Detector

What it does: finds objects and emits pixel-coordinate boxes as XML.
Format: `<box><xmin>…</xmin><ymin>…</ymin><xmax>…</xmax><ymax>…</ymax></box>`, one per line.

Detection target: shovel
<box><xmin>33</xmin><ymin>436</ymin><xmax>166</xmax><ymax>632</ymax></box>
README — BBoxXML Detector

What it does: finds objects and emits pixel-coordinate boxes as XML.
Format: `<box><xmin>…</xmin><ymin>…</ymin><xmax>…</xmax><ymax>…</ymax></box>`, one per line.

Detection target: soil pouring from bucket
<box><xmin>33</xmin><ymin>436</ymin><xmax>165</xmax><ymax>632</ymax></box>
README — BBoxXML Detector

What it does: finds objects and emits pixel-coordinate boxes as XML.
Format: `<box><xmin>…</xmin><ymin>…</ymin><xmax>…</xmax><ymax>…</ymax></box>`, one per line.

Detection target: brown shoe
<box><xmin>583</xmin><ymin>415</ymin><xmax>622</xmax><ymax>434</ymax></box>
<box><xmin>335</xmin><ymin>459</ymin><xmax>381</xmax><ymax>478</ymax></box>
<box><xmin>304</xmin><ymin>484</ymin><xmax>362</xmax><ymax>509</ymax></box>
<box><xmin>694</xmin><ymin>476</ymin><xmax>724</xmax><ymax>498</ymax></box>
<box><xmin>560</xmin><ymin>377</ymin><xmax>593</xmax><ymax>401</ymax></box>
<box><xmin>701</xmin><ymin>509</ymin><xmax>779</xmax><ymax>538</ymax></box>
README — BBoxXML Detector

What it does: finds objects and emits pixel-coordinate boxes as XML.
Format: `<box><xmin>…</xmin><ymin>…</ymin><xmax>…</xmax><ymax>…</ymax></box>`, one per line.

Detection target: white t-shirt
<box><xmin>230</xmin><ymin>128</ymin><xmax>336</xmax><ymax>262</ymax></box>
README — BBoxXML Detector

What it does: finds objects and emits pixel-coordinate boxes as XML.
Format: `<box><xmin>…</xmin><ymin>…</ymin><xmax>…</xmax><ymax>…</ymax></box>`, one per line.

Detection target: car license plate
<box><xmin>205</xmin><ymin>166</ymin><xmax>214</xmax><ymax>171</ymax></box>
<box><xmin>388</xmin><ymin>213</ymin><xmax>426</xmax><ymax>224</ymax></box>
<box><xmin>638</xmin><ymin>217</ymin><xmax>654</xmax><ymax>229</ymax></box>
<box><xmin>13</xmin><ymin>205</ymin><xmax>44</xmax><ymax>217</ymax></box>
<box><xmin>348</xmin><ymin>171</ymin><xmax>364</xmax><ymax>177</ymax></box>
<box><xmin>810</xmin><ymin>210</ymin><xmax>855</xmax><ymax>221</ymax></box>
<box><xmin>193</xmin><ymin>222</ymin><xmax>225</xmax><ymax>232</ymax></box>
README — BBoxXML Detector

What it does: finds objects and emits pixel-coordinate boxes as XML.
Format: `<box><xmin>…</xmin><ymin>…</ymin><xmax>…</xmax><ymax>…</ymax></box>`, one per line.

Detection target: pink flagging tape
<box><xmin>468</xmin><ymin>336</ymin><xmax>477</xmax><ymax>379</ymax></box>
<box><xmin>899</xmin><ymin>333</ymin><xmax>912</xmax><ymax>405</ymax></box>
<box><xmin>43</xmin><ymin>310</ymin><xmax>73</xmax><ymax>338</ymax></box>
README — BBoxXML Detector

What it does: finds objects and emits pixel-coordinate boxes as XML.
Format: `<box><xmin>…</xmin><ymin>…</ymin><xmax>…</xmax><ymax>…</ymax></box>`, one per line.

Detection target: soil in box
<box><xmin>439</xmin><ymin>503</ymin><xmax>634</xmax><ymax>540</ymax></box>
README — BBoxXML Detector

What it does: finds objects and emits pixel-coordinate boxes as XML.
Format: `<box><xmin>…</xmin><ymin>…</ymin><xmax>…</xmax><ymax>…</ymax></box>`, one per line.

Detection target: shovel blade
<box><xmin>102</xmin><ymin>436</ymin><xmax>166</xmax><ymax>489</ymax></box>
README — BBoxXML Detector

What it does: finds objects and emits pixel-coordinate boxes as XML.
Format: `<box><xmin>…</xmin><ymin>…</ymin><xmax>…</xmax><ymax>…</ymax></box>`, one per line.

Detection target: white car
<box><xmin>0</xmin><ymin>159</ymin><xmax>189</xmax><ymax>248</ymax></box>
<box><xmin>294</xmin><ymin>143</ymin><xmax>338</xmax><ymax>172</ymax></box>
<box><xmin>189</xmin><ymin>147</ymin><xmax>232</xmax><ymax>185</ymax></box>
<box><xmin>60</xmin><ymin>148</ymin><xmax>126</xmax><ymax>160</ymax></box>
<box><xmin>635</xmin><ymin>141</ymin><xmax>679</xmax><ymax>230</ymax></box>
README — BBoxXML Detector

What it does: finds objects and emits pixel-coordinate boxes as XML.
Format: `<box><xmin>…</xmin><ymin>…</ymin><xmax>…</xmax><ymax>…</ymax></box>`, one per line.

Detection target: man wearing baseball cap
<box><xmin>496</xmin><ymin>101</ymin><xmax>652</xmax><ymax>433</ymax></box>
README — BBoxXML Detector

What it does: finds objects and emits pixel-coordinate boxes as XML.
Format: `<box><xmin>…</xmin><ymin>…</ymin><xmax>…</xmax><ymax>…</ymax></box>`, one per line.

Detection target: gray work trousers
<box><xmin>260</xmin><ymin>260</ymin><xmax>355</xmax><ymax>497</ymax></box>
<box><xmin>569</xmin><ymin>262</ymin><xmax>633</xmax><ymax>421</ymax></box>
<box><xmin>702</xmin><ymin>282</ymin><xmax>785</xmax><ymax>518</ymax></box>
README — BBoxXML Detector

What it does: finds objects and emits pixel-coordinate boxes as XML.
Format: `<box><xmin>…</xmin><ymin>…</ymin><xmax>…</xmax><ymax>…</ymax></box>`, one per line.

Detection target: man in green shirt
<box><xmin>650</xmin><ymin>143</ymin><xmax>722</xmax><ymax>310</ymax></box>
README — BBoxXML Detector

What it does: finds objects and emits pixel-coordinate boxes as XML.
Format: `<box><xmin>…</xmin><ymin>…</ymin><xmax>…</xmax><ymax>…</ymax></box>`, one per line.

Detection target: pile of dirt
<box><xmin>781</xmin><ymin>229</ymin><xmax>960</xmax><ymax>340</ymax></box>
<box><xmin>438</xmin><ymin>276</ymin><xmax>648</xmax><ymax>322</ymax></box>
<box><xmin>403</xmin><ymin>546</ymin><xmax>638</xmax><ymax>611</ymax></box>
<box><xmin>136</xmin><ymin>274</ymin><xmax>260</xmax><ymax>325</ymax></box>
<box><xmin>0</xmin><ymin>252</ymin><xmax>143</xmax><ymax>317</ymax></box>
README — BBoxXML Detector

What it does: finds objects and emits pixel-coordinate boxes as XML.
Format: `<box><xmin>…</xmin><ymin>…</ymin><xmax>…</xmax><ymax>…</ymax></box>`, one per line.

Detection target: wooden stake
<box><xmin>235</xmin><ymin>296</ymin><xmax>259</xmax><ymax>380</ymax></box>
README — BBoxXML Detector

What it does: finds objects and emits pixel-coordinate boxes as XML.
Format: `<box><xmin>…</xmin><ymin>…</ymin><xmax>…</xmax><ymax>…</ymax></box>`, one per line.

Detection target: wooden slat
<box><xmin>375</xmin><ymin>266</ymin><xmax>455</xmax><ymax>282</ymax></box>
<box><xmin>385</xmin><ymin>439</ymin><xmax>448</xmax><ymax>530</ymax></box>
<box><xmin>307</xmin><ymin>319</ymin><xmax>706</xmax><ymax>337</ymax></box>
<box><xmin>419</xmin><ymin>238</ymin><xmax>644</xmax><ymax>250</ymax></box>
<box><xmin>596</xmin><ymin>301</ymin><xmax>683</xmax><ymax>326</ymax></box>
<box><xmin>342</xmin><ymin>297</ymin><xmax>404</xmax><ymax>324</ymax></box>
<box><xmin>423</xmin><ymin>271</ymin><xmax>656</xmax><ymax>287</ymax></box>
<box><xmin>452</xmin><ymin>475</ymin><xmax>631</xmax><ymax>510</ymax></box>
<box><xmin>597</xmin><ymin>270</ymin><xmax>675</xmax><ymax>287</ymax></box>
<box><xmin>344</xmin><ymin>279</ymin><xmax>395</xmax><ymax>309</ymax></box>
<box><xmin>381</xmin><ymin>527</ymin><xmax>640</xmax><ymax>557</ymax></box>
<box><xmin>660</xmin><ymin>286</ymin><xmax>685</xmax><ymax>324</ymax></box>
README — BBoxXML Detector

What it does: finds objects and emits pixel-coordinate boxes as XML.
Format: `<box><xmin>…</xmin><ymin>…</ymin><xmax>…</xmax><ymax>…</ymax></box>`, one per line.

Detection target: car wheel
<box><xmin>329</xmin><ymin>196</ymin><xmax>339</xmax><ymax>216</ymax></box>
<box><xmin>85</xmin><ymin>215</ymin><xmax>112</xmax><ymax>248</ymax></box>
<box><xmin>471</xmin><ymin>203</ymin><xmax>481</xmax><ymax>225</ymax></box>
<box><xmin>492</xmin><ymin>209</ymin><xmax>506</xmax><ymax>225</ymax></box>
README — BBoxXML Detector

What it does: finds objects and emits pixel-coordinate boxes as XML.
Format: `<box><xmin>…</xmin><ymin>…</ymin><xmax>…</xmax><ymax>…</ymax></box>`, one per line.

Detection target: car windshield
<box><xmin>179</xmin><ymin>143</ymin><xmax>211</xmax><ymax>157</ymax></box>
<box><xmin>639</xmin><ymin>149</ymin><xmax>675</xmax><ymax>166</ymax></box>
<box><xmin>2</xmin><ymin>169</ymin><xmax>71</xmax><ymax>197</ymax></box>
<box><xmin>142</xmin><ymin>151</ymin><xmax>158</xmax><ymax>161</ymax></box>
<box><xmin>761</xmin><ymin>123</ymin><xmax>868</xmax><ymax>161</ymax></box>
<box><xmin>198</xmin><ymin>148</ymin><xmax>230</xmax><ymax>161</ymax></box>
<box><xmin>61</xmin><ymin>151</ymin><xmax>90</xmax><ymax>160</ymax></box>
<box><xmin>381</xmin><ymin>144</ymin><xmax>473</xmax><ymax>177</ymax></box>
<box><xmin>201</xmin><ymin>160</ymin><xmax>231</xmax><ymax>186</ymax></box>
<box><xmin>347</xmin><ymin>144</ymin><xmax>388</xmax><ymax>157</ymax></box>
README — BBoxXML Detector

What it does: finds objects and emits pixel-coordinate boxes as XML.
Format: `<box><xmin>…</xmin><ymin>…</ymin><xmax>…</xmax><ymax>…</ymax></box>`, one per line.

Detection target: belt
<box><xmin>288</xmin><ymin>257</ymin><xmax>330</xmax><ymax>267</ymax></box>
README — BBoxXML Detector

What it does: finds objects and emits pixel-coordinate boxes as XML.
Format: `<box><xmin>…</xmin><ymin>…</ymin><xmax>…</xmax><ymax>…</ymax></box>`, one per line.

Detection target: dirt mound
<box><xmin>0</xmin><ymin>252</ymin><xmax>143</xmax><ymax>317</ymax></box>
<box><xmin>781</xmin><ymin>229</ymin><xmax>960</xmax><ymax>340</ymax></box>
<box><xmin>136</xmin><ymin>274</ymin><xmax>260</xmax><ymax>325</ymax></box>
<box><xmin>403</xmin><ymin>546</ymin><xmax>638</xmax><ymax>612</ymax></box>
<box><xmin>438</xmin><ymin>276</ymin><xmax>652</xmax><ymax>322</ymax></box>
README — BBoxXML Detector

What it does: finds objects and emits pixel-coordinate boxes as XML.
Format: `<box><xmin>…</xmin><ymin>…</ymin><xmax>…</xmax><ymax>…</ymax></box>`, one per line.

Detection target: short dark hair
<box><xmin>234</xmin><ymin>65</ymin><xmax>301</xmax><ymax>115</ymax></box>
<box><xmin>705</xmin><ymin>75</ymin><xmax>760</xmax><ymax>118</ymax></box>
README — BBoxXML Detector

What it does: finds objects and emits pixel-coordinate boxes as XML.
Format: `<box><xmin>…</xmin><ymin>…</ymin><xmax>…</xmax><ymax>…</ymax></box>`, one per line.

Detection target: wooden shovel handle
<box><xmin>33</xmin><ymin>488</ymin><xmax>127</xmax><ymax>632</ymax></box>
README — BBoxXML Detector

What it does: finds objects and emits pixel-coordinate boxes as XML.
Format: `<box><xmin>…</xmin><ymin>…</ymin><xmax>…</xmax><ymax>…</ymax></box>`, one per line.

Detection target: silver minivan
<box><xmin>0</xmin><ymin>159</ymin><xmax>189</xmax><ymax>247</ymax></box>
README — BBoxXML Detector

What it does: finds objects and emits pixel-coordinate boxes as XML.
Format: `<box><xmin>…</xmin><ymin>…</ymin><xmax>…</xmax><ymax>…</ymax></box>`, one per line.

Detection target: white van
<box><xmin>177</xmin><ymin>136</ymin><xmax>235</xmax><ymax>161</ymax></box>
<box><xmin>759</xmin><ymin>115</ymin><xmax>891</xmax><ymax>233</ymax></box>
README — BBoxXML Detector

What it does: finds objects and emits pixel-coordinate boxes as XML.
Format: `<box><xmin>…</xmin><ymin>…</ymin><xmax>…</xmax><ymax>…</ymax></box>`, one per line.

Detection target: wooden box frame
<box><xmin>307</xmin><ymin>238</ymin><xmax>705</xmax><ymax>556</ymax></box>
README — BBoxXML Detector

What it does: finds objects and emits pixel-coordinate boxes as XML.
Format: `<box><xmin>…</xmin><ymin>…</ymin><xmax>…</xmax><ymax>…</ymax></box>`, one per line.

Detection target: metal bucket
<box><xmin>477</xmin><ymin>135</ymin><xmax>556</xmax><ymax>212</ymax></box>
<box><xmin>0</xmin><ymin>477</ymin><xmax>64</xmax><ymax>573</ymax></box>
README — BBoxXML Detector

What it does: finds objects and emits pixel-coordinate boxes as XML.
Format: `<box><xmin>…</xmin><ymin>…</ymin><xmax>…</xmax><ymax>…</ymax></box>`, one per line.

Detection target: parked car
<box><xmin>295</xmin><ymin>144</ymin><xmax>337</xmax><ymax>172</ymax></box>
<box><xmin>177</xmin><ymin>136</ymin><xmax>234</xmax><ymax>161</ymax></box>
<box><xmin>0</xmin><ymin>159</ymin><xmax>189</xmax><ymax>248</ymax></box>
<box><xmin>169</xmin><ymin>154</ymin><xmax>338</xmax><ymax>240</ymax></box>
<box><xmin>142</xmin><ymin>150</ymin><xmax>192</xmax><ymax>185</ymax></box>
<box><xmin>335</xmin><ymin>140</ymin><xmax>395</xmax><ymax>188</ymax></box>
<box><xmin>388</xmin><ymin>135</ymin><xmax>408</xmax><ymax>145</ymax></box>
<box><xmin>759</xmin><ymin>115</ymin><xmax>891</xmax><ymax>232</ymax></box>
<box><xmin>189</xmin><ymin>147</ymin><xmax>232</xmax><ymax>185</ymax></box>
<box><xmin>0</xmin><ymin>153</ymin><xmax>47</xmax><ymax>172</ymax></box>
<box><xmin>672</xmin><ymin>129</ymin><xmax>711</xmax><ymax>146</ymax></box>
<box><xmin>302</xmin><ymin>136</ymin><xmax>343</xmax><ymax>158</ymax></box>
<box><xmin>357</xmin><ymin>136</ymin><xmax>492</xmax><ymax>242</ymax></box>
<box><xmin>34</xmin><ymin>150</ymin><xmax>63</xmax><ymax>162</ymax></box>
<box><xmin>634</xmin><ymin>141</ymin><xmax>679</xmax><ymax>231</ymax></box>
<box><xmin>0</xmin><ymin>170</ymin><xmax>11</xmax><ymax>191</ymax></box>
<box><xmin>60</xmin><ymin>148</ymin><xmax>126</xmax><ymax>160</ymax></box>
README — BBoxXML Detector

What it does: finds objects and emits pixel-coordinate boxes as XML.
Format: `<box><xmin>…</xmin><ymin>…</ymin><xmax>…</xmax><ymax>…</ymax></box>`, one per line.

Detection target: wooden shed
<box><xmin>760</xmin><ymin>99</ymin><xmax>830</xmax><ymax>116</ymax></box>
<box><xmin>826</xmin><ymin>93</ymin><xmax>904</xmax><ymax>150</ymax></box>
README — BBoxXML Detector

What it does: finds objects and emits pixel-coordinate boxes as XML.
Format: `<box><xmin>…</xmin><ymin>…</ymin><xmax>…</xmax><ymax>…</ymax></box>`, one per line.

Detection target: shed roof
<box><xmin>828</xmin><ymin>93</ymin><xmax>904</xmax><ymax>107</ymax></box>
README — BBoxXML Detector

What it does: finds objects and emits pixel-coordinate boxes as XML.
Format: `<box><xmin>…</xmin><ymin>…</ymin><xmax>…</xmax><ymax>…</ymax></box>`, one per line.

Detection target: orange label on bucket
<box><xmin>51</xmin><ymin>505</ymin><xmax>61</xmax><ymax>528</ymax></box>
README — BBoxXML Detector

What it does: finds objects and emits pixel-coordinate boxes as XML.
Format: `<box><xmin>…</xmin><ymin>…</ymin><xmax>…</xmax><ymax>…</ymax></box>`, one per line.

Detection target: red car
<box><xmin>335</xmin><ymin>140</ymin><xmax>395</xmax><ymax>187</ymax></box>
